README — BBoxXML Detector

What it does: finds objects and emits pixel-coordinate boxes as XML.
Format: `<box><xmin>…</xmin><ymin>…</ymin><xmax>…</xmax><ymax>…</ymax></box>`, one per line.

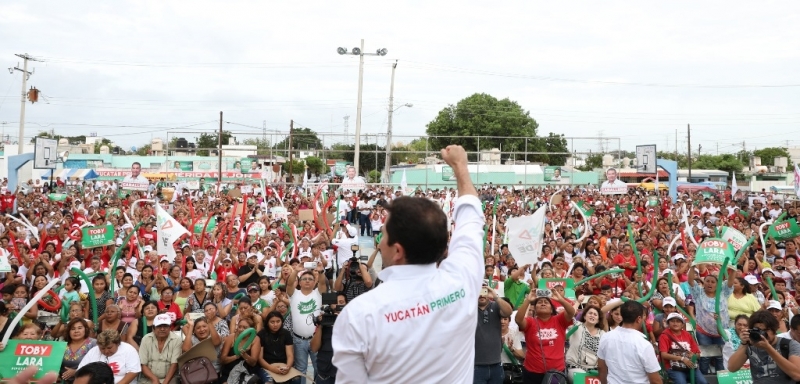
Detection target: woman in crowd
<box><xmin>91</xmin><ymin>275</ymin><xmax>114</xmax><ymax>319</ymax></box>
<box><xmin>183</xmin><ymin>256</ymin><xmax>205</xmax><ymax>282</ymax></box>
<box><xmin>117</xmin><ymin>285</ymin><xmax>143</xmax><ymax>325</ymax></box>
<box><xmin>257</xmin><ymin>311</ymin><xmax>295</xmax><ymax>382</ymax></box>
<box><xmin>651</xmin><ymin>277</ymin><xmax>686</xmax><ymax>313</ymax></box>
<box><xmin>222</xmin><ymin>317</ymin><xmax>265</xmax><ymax>384</ymax></box>
<box><xmin>156</xmin><ymin>285</ymin><xmax>183</xmax><ymax>323</ymax></box>
<box><xmin>185</xmin><ymin>278</ymin><xmax>211</xmax><ymax>314</ymax></box>
<box><xmin>211</xmin><ymin>282</ymin><xmax>232</xmax><ymax>320</ymax></box>
<box><xmin>98</xmin><ymin>304</ymin><xmax>126</xmax><ymax>334</ymax></box>
<box><xmin>722</xmin><ymin>314</ymin><xmax>750</xmax><ymax>369</ymax></box>
<box><xmin>658</xmin><ymin>313</ymin><xmax>707</xmax><ymax>384</ymax></box>
<box><xmin>515</xmin><ymin>288</ymin><xmax>575</xmax><ymax>384</ymax></box>
<box><xmin>115</xmin><ymin>273</ymin><xmax>135</xmax><ymax>301</ymax></box>
<box><xmin>135</xmin><ymin>265</ymin><xmax>157</xmax><ymax>300</ymax></box>
<box><xmin>126</xmin><ymin>300</ymin><xmax>159</xmax><ymax>351</ymax></box>
<box><xmin>258</xmin><ymin>276</ymin><xmax>275</xmax><ymax>307</ymax></box>
<box><xmin>174</xmin><ymin>277</ymin><xmax>193</xmax><ymax>311</ymax></box>
<box><xmin>60</xmin><ymin>318</ymin><xmax>97</xmax><ymax>383</ymax></box>
<box><xmin>0</xmin><ymin>323</ymin><xmax>42</xmax><ymax>351</ymax></box>
<box><xmin>78</xmin><ymin>329</ymin><xmax>141</xmax><ymax>383</ymax></box>
<box><xmin>202</xmin><ymin>302</ymin><xmax>230</xmax><ymax>339</ymax></box>
<box><xmin>267</xmin><ymin>288</ymin><xmax>292</xmax><ymax>333</ymax></box>
<box><xmin>688</xmin><ymin>264</ymin><xmax>735</xmax><ymax>374</ymax></box>
<box><xmin>53</xmin><ymin>301</ymin><xmax>95</xmax><ymax>339</ymax></box>
<box><xmin>231</xmin><ymin>297</ymin><xmax>264</xmax><ymax>332</ymax></box>
<box><xmin>182</xmin><ymin>317</ymin><xmax>223</xmax><ymax>374</ymax></box>
<box><xmin>727</xmin><ymin>277</ymin><xmax>761</xmax><ymax>324</ymax></box>
<box><xmin>566</xmin><ymin>305</ymin><xmax>605</xmax><ymax>382</ymax></box>
<box><xmin>0</xmin><ymin>302</ymin><xmax>18</xmax><ymax>341</ymax></box>
<box><xmin>766</xmin><ymin>299</ymin><xmax>790</xmax><ymax>334</ymax></box>
<box><xmin>500</xmin><ymin>313</ymin><xmax>525</xmax><ymax>365</ymax></box>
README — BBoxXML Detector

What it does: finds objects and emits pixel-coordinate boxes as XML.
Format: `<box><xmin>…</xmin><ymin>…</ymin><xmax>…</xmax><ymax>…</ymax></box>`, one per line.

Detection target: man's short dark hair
<box><xmin>385</xmin><ymin>196</ymin><xmax>448</xmax><ymax>265</ymax></box>
<box><xmin>749</xmin><ymin>309</ymin><xmax>780</xmax><ymax>333</ymax></box>
<box><xmin>791</xmin><ymin>314</ymin><xmax>800</xmax><ymax>331</ymax></box>
<box><xmin>620</xmin><ymin>301</ymin><xmax>646</xmax><ymax>324</ymax></box>
<box><xmin>75</xmin><ymin>361</ymin><xmax>115</xmax><ymax>384</ymax></box>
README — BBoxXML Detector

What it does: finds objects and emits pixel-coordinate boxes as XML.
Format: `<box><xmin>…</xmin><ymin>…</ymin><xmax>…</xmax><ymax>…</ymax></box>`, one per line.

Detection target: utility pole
<box><xmin>262</xmin><ymin>120</ymin><xmax>267</xmax><ymax>155</ymax></box>
<box><xmin>699</xmin><ymin>144</ymin><xmax>702</xmax><ymax>157</ymax></box>
<box><xmin>11</xmin><ymin>53</ymin><xmax>39</xmax><ymax>154</ymax></box>
<box><xmin>288</xmin><ymin>120</ymin><xmax>294</xmax><ymax>183</ymax></box>
<box><xmin>384</xmin><ymin>60</ymin><xmax>398</xmax><ymax>183</ymax></box>
<box><xmin>218</xmin><ymin>111</ymin><xmax>223</xmax><ymax>182</ymax></box>
<box><xmin>675</xmin><ymin>129</ymin><xmax>678</xmax><ymax>160</ymax></box>
<box><xmin>687</xmin><ymin>124</ymin><xmax>692</xmax><ymax>181</ymax></box>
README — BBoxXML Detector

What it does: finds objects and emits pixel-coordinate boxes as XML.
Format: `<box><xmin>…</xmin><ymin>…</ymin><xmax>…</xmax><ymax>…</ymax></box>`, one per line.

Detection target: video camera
<box><xmin>347</xmin><ymin>256</ymin><xmax>361</xmax><ymax>278</ymax></box>
<box><xmin>313</xmin><ymin>292</ymin><xmax>342</xmax><ymax>327</ymax></box>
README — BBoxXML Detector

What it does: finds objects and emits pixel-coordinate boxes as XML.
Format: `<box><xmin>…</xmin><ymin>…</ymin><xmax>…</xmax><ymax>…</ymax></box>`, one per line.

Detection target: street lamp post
<box><xmin>337</xmin><ymin>40</ymin><xmax>388</xmax><ymax>175</ymax></box>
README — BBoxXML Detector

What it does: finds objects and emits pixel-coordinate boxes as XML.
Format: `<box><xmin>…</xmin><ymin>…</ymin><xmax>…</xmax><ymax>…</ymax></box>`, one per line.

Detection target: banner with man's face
<box><xmin>599</xmin><ymin>167</ymin><xmax>627</xmax><ymax>195</ymax></box>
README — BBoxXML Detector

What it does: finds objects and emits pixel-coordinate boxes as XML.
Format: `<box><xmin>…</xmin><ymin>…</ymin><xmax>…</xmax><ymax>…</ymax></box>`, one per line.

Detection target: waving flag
<box><xmin>507</xmin><ymin>206</ymin><xmax>547</xmax><ymax>266</ymax></box>
<box><xmin>731</xmin><ymin>172</ymin><xmax>739</xmax><ymax>198</ymax></box>
<box><xmin>156</xmin><ymin>203</ymin><xmax>190</xmax><ymax>263</ymax></box>
<box><xmin>400</xmin><ymin>168</ymin><xmax>408</xmax><ymax>195</ymax></box>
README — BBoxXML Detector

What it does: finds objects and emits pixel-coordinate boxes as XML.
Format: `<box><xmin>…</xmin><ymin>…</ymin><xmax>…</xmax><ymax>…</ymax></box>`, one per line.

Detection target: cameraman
<box><xmin>334</xmin><ymin>258</ymin><xmax>373</xmax><ymax>302</ymax></box>
<box><xmin>331</xmin><ymin>222</ymin><xmax>358</xmax><ymax>268</ymax></box>
<box><xmin>311</xmin><ymin>292</ymin><xmax>347</xmax><ymax>384</ymax></box>
<box><xmin>729</xmin><ymin>309</ymin><xmax>800</xmax><ymax>384</ymax></box>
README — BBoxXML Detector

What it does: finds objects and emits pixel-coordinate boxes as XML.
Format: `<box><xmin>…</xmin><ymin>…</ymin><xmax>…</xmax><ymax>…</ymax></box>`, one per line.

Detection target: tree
<box><xmin>92</xmin><ymin>138</ymin><xmax>113</xmax><ymax>154</ymax></box>
<box><xmin>284</xmin><ymin>159</ymin><xmax>306</xmax><ymax>181</ymax></box>
<box><xmin>274</xmin><ymin>127</ymin><xmax>322</xmax><ymax>151</ymax></box>
<box><xmin>304</xmin><ymin>156</ymin><xmax>326</xmax><ymax>175</ymax></box>
<box><xmin>530</xmin><ymin>132</ymin><xmax>569</xmax><ymax>165</ymax></box>
<box><xmin>753</xmin><ymin>147</ymin><xmax>793</xmax><ymax>169</ymax></box>
<box><xmin>242</xmin><ymin>138</ymin><xmax>271</xmax><ymax>154</ymax></box>
<box><xmin>425</xmin><ymin>93</ymin><xmax>539</xmax><ymax>161</ymax></box>
<box><xmin>327</xmin><ymin>143</ymin><xmax>351</xmax><ymax>160</ymax></box>
<box><xmin>368</xmin><ymin>170</ymin><xmax>381</xmax><ymax>183</ymax></box>
<box><xmin>135</xmin><ymin>144</ymin><xmax>152</xmax><ymax>156</ymax></box>
<box><xmin>196</xmin><ymin>131</ymin><xmax>233</xmax><ymax>156</ymax></box>
<box><xmin>657</xmin><ymin>151</ymin><xmax>689</xmax><ymax>168</ymax></box>
<box><xmin>577</xmin><ymin>154</ymin><xmax>603</xmax><ymax>171</ymax></box>
<box><xmin>693</xmin><ymin>154</ymin><xmax>744</xmax><ymax>176</ymax></box>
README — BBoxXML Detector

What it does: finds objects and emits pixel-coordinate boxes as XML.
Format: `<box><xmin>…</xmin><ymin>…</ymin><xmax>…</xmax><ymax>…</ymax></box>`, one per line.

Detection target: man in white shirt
<box><xmin>331</xmin><ymin>222</ymin><xmax>358</xmax><ymax>268</ymax></box>
<box><xmin>332</xmin><ymin>145</ymin><xmax>484</xmax><ymax>383</ymax></box>
<box><xmin>286</xmin><ymin>265</ymin><xmax>327</xmax><ymax>384</ymax></box>
<box><xmin>598</xmin><ymin>301</ymin><xmax>663</xmax><ymax>384</ymax></box>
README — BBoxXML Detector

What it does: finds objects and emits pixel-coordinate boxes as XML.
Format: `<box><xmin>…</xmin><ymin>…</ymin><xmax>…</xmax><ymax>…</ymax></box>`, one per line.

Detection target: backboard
<box><xmin>34</xmin><ymin>137</ymin><xmax>58</xmax><ymax>169</ymax></box>
<box><xmin>636</xmin><ymin>144</ymin><xmax>657</xmax><ymax>175</ymax></box>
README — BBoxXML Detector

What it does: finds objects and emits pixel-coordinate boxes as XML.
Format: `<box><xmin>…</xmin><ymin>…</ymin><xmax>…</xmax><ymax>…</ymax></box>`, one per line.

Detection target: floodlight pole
<box><xmin>337</xmin><ymin>40</ymin><xmax>388</xmax><ymax>175</ymax></box>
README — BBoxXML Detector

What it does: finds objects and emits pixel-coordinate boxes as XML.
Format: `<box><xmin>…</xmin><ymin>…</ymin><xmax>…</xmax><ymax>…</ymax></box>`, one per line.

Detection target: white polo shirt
<box><xmin>332</xmin><ymin>194</ymin><xmax>485</xmax><ymax>384</ymax></box>
<box><xmin>597</xmin><ymin>326</ymin><xmax>661</xmax><ymax>384</ymax></box>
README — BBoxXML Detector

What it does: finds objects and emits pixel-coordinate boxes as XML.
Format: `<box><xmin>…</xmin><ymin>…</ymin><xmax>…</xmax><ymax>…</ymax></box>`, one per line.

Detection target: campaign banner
<box><xmin>647</xmin><ymin>195</ymin><xmax>659</xmax><ymax>207</ymax></box>
<box><xmin>575</xmin><ymin>200</ymin><xmax>595</xmax><ymax>217</ymax></box>
<box><xmin>193</xmin><ymin>217</ymin><xmax>217</xmax><ymax>234</ymax></box>
<box><xmin>334</xmin><ymin>161</ymin><xmax>348</xmax><ymax>177</ymax></box>
<box><xmin>717</xmin><ymin>370</ymin><xmax>752</xmax><ymax>384</ymax></box>
<box><xmin>600</xmin><ymin>168</ymin><xmax>628</xmax><ymax>195</ymax></box>
<box><xmin>271</xmin><ymin>207</ymin><xmax>288</xmax><ymax>221</ymax></box>
<box><xmin>538</xmin><ymin>278</ymin><xmax>576</xmax><ymax>299</ymax></box>
<box><xmin>47</xmin><ymin>193</ymin><xmax>67</xmax><ymax>201</ymax></box>
<box><xmin>442</xmin><ymin>166</ymin><xmax>455</xmax><ymax>181</ymax></box>
<box><xmin>169</xmin><ymin>161</ymin><xmax>194</xmax><ymax>171</ymax></box>
<box><xmin>0</xmin><ymin>254</ymin><xmax>11</xmax><ymax>272</ymax></box>
<box><xmin>719</xmin><ymin>226</ymin><xmax>748</xmax><ymax>253</ymax></box>
<box><xmin>692</xmin><ymin>238</ymin><xmax>735</xmax><ymax>266</ymax></box>
<box><xmin>248</xmin><ymin>222</ymin><xmax>266</xmax><ymax>237</ymax></box>
<box><xmin>227</xmin><ymin>158</ymin><xmax>257</xmax><ymax>173</ymax></box>
<box><xmin>573</xmin><ymin>371</ymin><xmax>600</xmax><ymax>384</ymax></box>
<box><xmin>81</xmin><ymin>224</ymin><xmax>115</xmax><ymax>249</ymax></box>
<box><xmin>120</xmin><ymin>181</ymin><xmax>149</xmax><ymax>191</ymax></box>
<box><xmin>767</xmin><ymin>219</ymin><xmax>800</xmax><ymax>242</ymax></box>
<box><xmin>544</xmin><ymin>166</ymin><xmax>563</xmax><ymax>182</ymax></box>
<box><xmin>0</xmin><ymin>340</ymin><xmax>68</xmax><ymax>379</ymax></box>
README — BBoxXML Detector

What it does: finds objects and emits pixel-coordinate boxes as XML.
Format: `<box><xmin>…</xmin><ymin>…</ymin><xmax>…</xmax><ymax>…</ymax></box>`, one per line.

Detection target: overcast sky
<box><xmin>0</xmin><ymin>1</ymin><xmax>798</xmax><ymax>156</ymax></box>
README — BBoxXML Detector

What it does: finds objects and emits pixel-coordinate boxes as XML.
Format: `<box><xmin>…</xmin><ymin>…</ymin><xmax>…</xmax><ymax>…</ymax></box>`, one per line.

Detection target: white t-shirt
<box><xmin>78</xmin><ymin>342</ymin><xmax>141</xmax><ymax>384</ymax></box>
<box><xmin>597</xmin><ymin>327</ymin><xmax>661</xmax><ymax>384</ymax></box>
<box><xmin>290</xmin><ymin>288</ymin><xmax>322</xmax><ymax>337</ymax></box>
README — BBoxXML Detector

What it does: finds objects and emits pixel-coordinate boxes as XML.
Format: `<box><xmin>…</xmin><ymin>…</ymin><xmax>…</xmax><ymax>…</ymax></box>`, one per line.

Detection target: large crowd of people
<box><xmin>1</xmin><ymin>147</ymin><xmax>800</xmax><ymax>384</ymax></box>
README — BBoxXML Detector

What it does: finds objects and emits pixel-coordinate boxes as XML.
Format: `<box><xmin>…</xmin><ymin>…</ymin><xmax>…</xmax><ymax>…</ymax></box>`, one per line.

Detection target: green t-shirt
<box><xmin>252</xmin><ymin>298</ymin><xmax>269</xmax><ymax>313</ymax></box>
<box><xmin>504</xmin><ymin>278</ymin><xmax>530</xmax><ymax>308</ymax></box>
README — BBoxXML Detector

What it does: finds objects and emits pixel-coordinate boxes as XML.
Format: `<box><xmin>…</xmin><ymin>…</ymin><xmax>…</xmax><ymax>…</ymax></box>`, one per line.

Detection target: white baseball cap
<box><xmin>744</xmin><ymin>275</ymin><xmax>759</xmax><ymax>285</ymax></box>
<box><xmin>662</xmin><ymin>297</ymin><xmax>677</xmax><ymax>307</ymax></box>
<box><xmin>666</xmin><ymin>313</ymin><xmax>685</xmax><ymax>322</ymax></box>
<box><xmin>767</xmin><ymin>300</ymin><xmax>782</xmax><ymax>311</ymax></box>
<box><xmin>154</xmin><ymin>314</ymin><xmax>172</xmax><ymax>327</ymax></box>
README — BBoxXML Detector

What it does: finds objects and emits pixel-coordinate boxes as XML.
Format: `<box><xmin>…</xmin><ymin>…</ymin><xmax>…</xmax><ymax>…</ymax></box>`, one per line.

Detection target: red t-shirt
<box><xmin>522</xmin><ymin>312</ymin><xmax>570</xmax><ymax>373</ymax></box>
<box><xmin>658</xmin><ymin>329</ymin><xmax>700</xmax><ymax>366</ymax></box>
<box><xmin>157</xmin><ymin>300</ymin><xmax>183</xmax><ymax>324</ymax></box>
<box><xmin>214</xmin><ymin>266</ymin><xmax>236</xmax><ymax>282</ymax></box>
<box><xmin>613</xmin><ymin>253</ymin><xmax>638</xmax><ymax>279</ymax></box>
<box><xmin>599</xmin><ymin>278</ymin><xmax>627</xmax><ymax>298</ymax></box>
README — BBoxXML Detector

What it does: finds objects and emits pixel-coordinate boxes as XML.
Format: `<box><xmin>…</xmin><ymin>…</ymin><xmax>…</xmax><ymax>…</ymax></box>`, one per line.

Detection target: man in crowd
<box><xmin>598</xmin><ymin>301</ymin><xmax>662</xmax><ymax>384</ymax></box>
<box><xmin>729</xmin><ymin>310</ymin><xmax>800</xmax><ymax>384</ymax></box>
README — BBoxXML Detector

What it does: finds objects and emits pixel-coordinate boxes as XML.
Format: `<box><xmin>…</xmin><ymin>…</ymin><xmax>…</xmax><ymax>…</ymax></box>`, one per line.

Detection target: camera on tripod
<box><xmin>313</xmin><ymin>292</ymin><xmax>341</xmax><ymax>327</ymax></box>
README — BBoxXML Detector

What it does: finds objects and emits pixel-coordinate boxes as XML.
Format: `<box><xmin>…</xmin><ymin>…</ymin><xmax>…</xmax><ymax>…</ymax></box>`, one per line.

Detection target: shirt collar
<box><xmin>378</xmin><ymin>263</ymin><xmax>437</xmax><ymax>281</ymax></box>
